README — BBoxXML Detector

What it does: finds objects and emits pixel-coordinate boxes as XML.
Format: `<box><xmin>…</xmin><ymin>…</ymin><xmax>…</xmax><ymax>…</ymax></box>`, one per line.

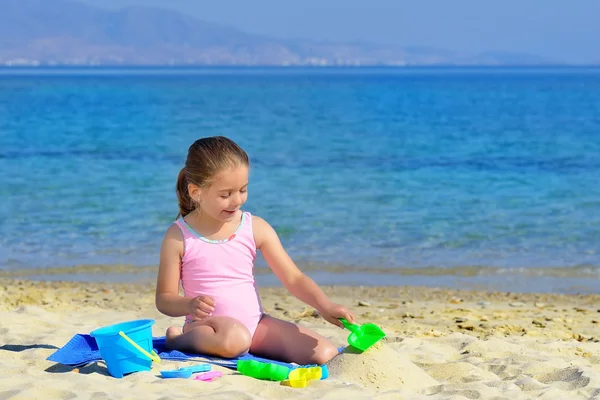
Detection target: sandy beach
<box><xmin>2</xmin><ymin>277</ymin><xmax>600</xmax><ymax>399</ymax></box>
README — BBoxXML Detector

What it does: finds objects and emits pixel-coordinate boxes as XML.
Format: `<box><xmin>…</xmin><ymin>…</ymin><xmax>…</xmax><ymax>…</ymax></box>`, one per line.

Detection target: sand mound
<box><xmin>327</xmin><ymin>342</ymin><xmax>438</xmax><ymax>392</ymax></box>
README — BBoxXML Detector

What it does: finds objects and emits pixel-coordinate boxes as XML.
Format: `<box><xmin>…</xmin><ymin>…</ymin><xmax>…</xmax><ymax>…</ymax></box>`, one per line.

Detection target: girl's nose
<box><xmin>232</xmin><ymin>192</ymin><xmax>243</xmax><ymax>206</ymax></box>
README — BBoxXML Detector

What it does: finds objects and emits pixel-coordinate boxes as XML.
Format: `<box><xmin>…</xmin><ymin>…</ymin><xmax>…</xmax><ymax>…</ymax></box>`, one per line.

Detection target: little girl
<box><xmin>155</xmin><ymin>136</ymin><xmax>356</xmax><ymax>365</ymax></box>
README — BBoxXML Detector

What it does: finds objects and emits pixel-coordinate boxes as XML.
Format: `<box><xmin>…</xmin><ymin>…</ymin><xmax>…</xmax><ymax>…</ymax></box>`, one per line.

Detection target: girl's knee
<box><xmin>219</xmin><ymin>323</ymin><xmax>252</xmax><ymax>358</ymax></box>
<box><xmin>312</xmin><ymin>342</ymin><xmax>339</xmax><ymax>365</ymax></box>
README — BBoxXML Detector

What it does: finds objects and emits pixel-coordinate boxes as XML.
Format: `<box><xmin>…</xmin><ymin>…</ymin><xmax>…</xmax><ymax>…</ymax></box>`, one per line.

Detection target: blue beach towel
<box><xmin>47</xmin><ymin>334</ymin><xmax>297</xmax><ymax>369</ymax></box>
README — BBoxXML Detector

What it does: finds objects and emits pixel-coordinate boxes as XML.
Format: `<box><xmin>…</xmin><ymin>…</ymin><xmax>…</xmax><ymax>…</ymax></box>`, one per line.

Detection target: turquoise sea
<box><xmin>1</xmin><ymin>67</ymin><xmax>599</xmax><ymax>293</ymax></box>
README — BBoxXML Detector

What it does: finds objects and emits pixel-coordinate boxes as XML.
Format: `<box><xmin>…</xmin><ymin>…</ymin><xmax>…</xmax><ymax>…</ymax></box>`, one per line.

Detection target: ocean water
<box><xmin>1</xmin><ymin>67</ymin><xmax>600</xmax><ymax>293</ymax></box>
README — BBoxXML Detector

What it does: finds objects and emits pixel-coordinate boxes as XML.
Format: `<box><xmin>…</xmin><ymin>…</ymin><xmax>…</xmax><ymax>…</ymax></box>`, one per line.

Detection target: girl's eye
<box><xmin>220</xmin><ymin>194</ymin><xmax>230</xmax><ymax>199</ymax></box>
<box><xmin>240</xmin><ymin>189</ymin><xmax>247</xmax><ymax>193</ymax></box>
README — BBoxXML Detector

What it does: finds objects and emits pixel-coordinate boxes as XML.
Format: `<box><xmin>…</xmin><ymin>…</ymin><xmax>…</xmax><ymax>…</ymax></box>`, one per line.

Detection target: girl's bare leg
<box><xmin>249</xmin><ymin>314</ymin><xmax>339</xmax><ymax>365</ymax></box>
<box><xmin>165</xmin><ymin>316</ymin><xmax>251</xmax><ymax>359</ymax></box>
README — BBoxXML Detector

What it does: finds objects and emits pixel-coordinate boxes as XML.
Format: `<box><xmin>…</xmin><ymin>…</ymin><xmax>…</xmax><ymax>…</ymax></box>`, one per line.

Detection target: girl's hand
<box><xmin>188</xmin><ymin>295</ymin><xmax>215</xmax><ymax>320</ymax></box>
<box><xmin>319</xmin><ymin>302</ymin><xmax>356</xmax><ymax>328</ymax></box>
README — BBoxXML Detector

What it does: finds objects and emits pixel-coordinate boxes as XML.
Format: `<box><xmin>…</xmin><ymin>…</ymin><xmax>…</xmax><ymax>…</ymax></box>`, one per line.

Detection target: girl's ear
<box><xmin>188</xmin><ymin>183</ymin><xmax>203</xmax><ymax>203</ymax></box>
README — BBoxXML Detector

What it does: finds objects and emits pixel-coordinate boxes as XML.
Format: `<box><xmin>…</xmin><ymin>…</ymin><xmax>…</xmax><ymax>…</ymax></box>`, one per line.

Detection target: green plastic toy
<box><xmin>339</xmin><ymin>318</ymin><xmax>386</xmax><ymax>352</ymax></box>
<box><xmin>237</xmin><ymin>360</ymin><xmax>291</xmax><ymax>381</ymax></box>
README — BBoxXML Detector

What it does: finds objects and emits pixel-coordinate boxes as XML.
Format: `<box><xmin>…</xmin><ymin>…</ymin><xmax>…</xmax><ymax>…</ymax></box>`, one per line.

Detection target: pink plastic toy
<box><xmin>194</xmin><ymin>371</ymin><xmax>223</xmax><ymax>382</ymax></box>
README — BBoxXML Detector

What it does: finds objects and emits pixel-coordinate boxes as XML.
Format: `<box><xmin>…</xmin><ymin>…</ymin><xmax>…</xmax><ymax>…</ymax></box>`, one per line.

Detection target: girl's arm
<box><xmin>155</xmin><ymin>224</ymin><xmax>192</xmax><ymax>317</ymax></box>
<box><xmin>253</xmin><ymin>216</ymin><xmax>356</xmax><ymax>327</ymax></box>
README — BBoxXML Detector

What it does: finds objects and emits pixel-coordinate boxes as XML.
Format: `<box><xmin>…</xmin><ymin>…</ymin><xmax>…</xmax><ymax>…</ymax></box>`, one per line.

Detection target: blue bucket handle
<box><xmin>118</xmin><ymin>331</ymin><xmax>161</xmax><ymax>363</ymax></box>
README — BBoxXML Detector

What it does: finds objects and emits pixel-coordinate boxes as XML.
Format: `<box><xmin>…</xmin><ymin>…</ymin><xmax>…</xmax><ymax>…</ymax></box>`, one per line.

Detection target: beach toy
<box><xmin>90</xmin><ymin>319</ymin><xmax>160</xmax><ymax>378</ymax></box>
<box><xmin>292</xmin><ymin>364</ymin><xmax>329</xmax><ymax>380</ymax></box>
<box><xmin>160</xmin><ymin>363</ymin><xmax>211</xmax><ymax>379</ymax></box>
<box><xmin>339</xmin><ymin>318</ymin><xmax>386</xmax><ymax>352</ymax></box>
<box><xmin>287</xmin><ymin>366</ymin><xmax>322</xmax><ymax>388</ymax></box>
<box><xmin>194</xmin><ymin>371</ymin><xmax>223</xmax><ymax>382</ymax></box>
<box><xmin>320</xmin><ymin>365</ymin><xmax>329</xmax><ymax>380</ymax></box>
<box><xmin>237</xmin><ymin>360</ymin><xmax>291</xmax><ymax>381</ymax></box>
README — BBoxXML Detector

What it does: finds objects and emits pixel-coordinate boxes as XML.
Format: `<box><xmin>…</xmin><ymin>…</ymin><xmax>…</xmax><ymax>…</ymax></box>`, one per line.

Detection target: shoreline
<box><xmin>2</xmin><ymin>262</ymin><xmax>600</xmax><ymax>295</ymax></box>
<box><xmin>2</xmin><ymin>277</ymin><xmax>600</xmax><ymax>398</ymax></box>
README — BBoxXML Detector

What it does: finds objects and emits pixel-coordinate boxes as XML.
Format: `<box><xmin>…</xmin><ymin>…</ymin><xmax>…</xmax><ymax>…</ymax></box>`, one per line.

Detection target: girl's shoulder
<box><xmin>250</xmin><ymin>214</ymin><xmax>279</xmax><ymax>249</ymax></box>
<box><xmin>161</xmin><ymin>221</ymin><xmax>185</xmax><ymax>256</ymax></box>
<box><xmin>165</xmin><ymin>220</ymin><xmax>185</xmax><ymax>241</ymax></box>
<box><xmin>250</xmin><ymin>214</ymin><xmax>269</xmax><ymax>231</ymax></box>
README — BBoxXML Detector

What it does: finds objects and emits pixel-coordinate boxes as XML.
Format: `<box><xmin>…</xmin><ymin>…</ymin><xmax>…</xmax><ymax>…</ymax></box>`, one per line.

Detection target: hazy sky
<box><xmin>80</xmin><ymin>0</ymin><xmax>599</xmax><ymax>63</ymax></box>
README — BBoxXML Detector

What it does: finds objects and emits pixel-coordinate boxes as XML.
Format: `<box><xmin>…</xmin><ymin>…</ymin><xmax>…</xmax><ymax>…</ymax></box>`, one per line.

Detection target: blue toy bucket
<box><xmin>90</xmin><ymin>319</ymin><xmax>160</xmax><ymax>378</ymax></box>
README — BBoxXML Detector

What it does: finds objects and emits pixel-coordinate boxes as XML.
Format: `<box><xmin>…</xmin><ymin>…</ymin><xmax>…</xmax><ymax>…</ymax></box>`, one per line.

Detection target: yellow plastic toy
<box><xmin>287</xmin><ymin>366</ymin><xmax>323</xmax><ymax>388</ymax></box>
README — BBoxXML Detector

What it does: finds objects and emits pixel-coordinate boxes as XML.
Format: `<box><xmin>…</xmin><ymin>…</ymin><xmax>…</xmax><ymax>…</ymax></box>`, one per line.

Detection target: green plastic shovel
<box><xmin>339</xmin><ymin>318</ymin><xmax>386</xmax><ymax>352</ymax></box>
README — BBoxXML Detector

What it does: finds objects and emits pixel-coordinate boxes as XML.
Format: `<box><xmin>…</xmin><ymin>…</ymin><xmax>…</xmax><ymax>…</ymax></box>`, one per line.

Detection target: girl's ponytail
<box><xmin>175</xmin><ymin>168</ymin><xmax>194</xmax><ymax>219</ymax></box>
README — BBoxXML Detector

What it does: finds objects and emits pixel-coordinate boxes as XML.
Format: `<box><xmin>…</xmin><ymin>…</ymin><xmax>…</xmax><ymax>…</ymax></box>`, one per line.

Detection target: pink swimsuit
<box><xmin>174</xmin><ymin>211</ymin><xmax>263</xmax><ymax>337</ymax></box>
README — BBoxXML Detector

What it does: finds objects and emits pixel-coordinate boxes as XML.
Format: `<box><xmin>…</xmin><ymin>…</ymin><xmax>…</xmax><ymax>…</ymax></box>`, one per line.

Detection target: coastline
<box><xmin>2</xmin><ymin>262</ymin><xmax>600</xmax><ymax>294</ymax></box>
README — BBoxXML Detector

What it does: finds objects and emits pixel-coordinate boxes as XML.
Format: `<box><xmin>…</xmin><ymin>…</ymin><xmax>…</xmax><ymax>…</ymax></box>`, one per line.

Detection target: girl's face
<box><xmin>192</xmin><ymin>165</ymin><xmax>249</xmax><ymax>222</ymax></box>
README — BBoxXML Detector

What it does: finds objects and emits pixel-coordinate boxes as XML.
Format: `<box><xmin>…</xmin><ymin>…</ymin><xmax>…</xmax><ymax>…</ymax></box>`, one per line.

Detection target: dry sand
<box><xmin>2</xmin><ymin>277</ymin><xmax>600</xmax><ymax>399</ymax></box>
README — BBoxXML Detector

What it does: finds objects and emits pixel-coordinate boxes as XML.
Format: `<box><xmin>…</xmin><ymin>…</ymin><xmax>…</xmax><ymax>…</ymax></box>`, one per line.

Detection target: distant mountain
<box><xmin>0</xmin><ymin>0</ymin><xmax>557</xmax><ymax>66</ymax></box>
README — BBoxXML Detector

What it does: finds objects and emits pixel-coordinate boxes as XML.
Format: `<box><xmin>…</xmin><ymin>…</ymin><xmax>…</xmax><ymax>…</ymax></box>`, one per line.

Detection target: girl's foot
<box><xmin>166</xmin><ymin>326</ymin><xmax>183</xmax><ymax>347</ymax></box>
